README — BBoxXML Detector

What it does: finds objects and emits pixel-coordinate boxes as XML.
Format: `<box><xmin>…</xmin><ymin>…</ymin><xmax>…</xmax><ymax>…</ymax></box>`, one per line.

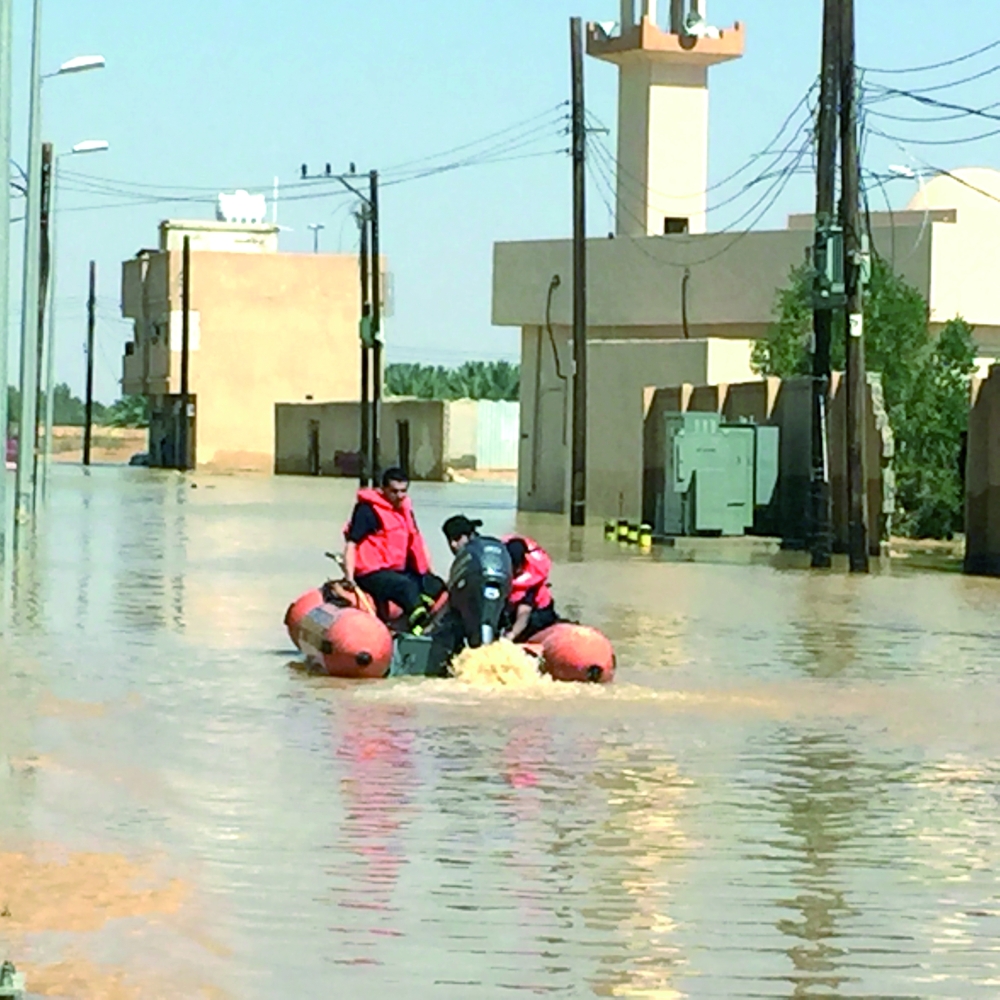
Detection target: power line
<box><xmin>867</xmin><ymin>128</ymin><xmax>1000</xmax><ymax>207</ymax></box>
<box><xmin>585</xmin><ymin>133</ymin><xmax>811</xmax><ymax>270</ymax></box>
<box><xmin>583</xmin><ymin>81</ymin><xmax>817</xmax><ymax>202</ymax></box>
<box><xmin>866</xmin><ymin>87</ymin><xmax>1000</xmax><ymax>124</ymax></box>
<box><xmin>865</xmin><ymin>99</ymin><xmax>1000</xmax><ymax>124</ymax></box>
<box><xmin>861</xmin><ymin>38</ymin><xmax>1000</xmax><ymax>75</ymax></box>
<box><xmin>872</xmin><ymin>61</ymin><xmax>1000</xmax><ymax>96</ymax></box>
<box><xmin>864</xmin><ymin>124</ymin><xmax>1000</xmax><ymax>146</ymax></box>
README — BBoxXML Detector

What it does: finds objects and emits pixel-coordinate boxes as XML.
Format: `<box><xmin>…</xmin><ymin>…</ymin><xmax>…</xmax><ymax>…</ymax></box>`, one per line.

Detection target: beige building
<box><xmin>121</xmin><ymin>218</ymin><xmax>365</xmax><ymax>471</ymax></box>
<box><xmin>493</xmin><ymin>2</ymin><xmax>1000</xmax><ymax>521</ymax></box>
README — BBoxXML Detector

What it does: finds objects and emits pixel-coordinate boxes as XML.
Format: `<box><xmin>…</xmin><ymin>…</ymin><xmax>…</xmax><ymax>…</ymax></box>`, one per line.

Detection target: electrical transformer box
<box><xmin>657</xmin><ymin>412</ymin><xmax>780</xmax><ymax>537</ymax></box>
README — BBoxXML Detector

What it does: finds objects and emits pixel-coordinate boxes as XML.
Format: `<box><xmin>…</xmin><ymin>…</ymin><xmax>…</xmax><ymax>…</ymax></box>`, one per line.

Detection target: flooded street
<box><xmin>2</xmin><ymin>466</ymin><xmax>1000</xmax><ymax>998</ymax></box>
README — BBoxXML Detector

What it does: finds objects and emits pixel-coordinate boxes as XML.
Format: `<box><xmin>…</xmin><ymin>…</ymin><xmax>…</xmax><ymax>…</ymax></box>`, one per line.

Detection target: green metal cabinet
<box><xmin>657</xmin><ymin>412</ymin><xmax>780</xmax><ymax>537</ymax></box>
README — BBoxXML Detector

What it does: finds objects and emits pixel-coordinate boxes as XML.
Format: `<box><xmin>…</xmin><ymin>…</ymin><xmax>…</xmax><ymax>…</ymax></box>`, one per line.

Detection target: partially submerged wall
<box><xmin>965</xmin><ymin>367</ymin><xmax>1000</xmax><ymax>574</ymax></box>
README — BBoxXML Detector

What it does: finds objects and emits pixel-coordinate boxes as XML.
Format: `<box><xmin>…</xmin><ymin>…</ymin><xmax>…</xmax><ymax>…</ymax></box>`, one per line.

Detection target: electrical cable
<box><xmin>582</xmin><ymin>81</ymin><xmax>817</xmax><ymax>202</ymax></box>
<box><xmin>862</xmin><ymin>38</ymin><xmax>1000</xmax><ymax>75</ymax></box>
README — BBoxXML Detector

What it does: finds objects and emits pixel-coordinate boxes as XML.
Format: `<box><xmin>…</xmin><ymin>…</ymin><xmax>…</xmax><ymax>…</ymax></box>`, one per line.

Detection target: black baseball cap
<box><xmin>442</xmin><ymin>515</ymin><xmax>483</xmax><ymax>542</ymax></box>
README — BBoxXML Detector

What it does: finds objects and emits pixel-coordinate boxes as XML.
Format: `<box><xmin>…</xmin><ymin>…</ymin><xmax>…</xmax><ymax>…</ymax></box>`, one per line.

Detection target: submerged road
<box><xmin>1</xmin><ymin>465</ymin><xmax>999</xmax><ymax>998</ymax></box>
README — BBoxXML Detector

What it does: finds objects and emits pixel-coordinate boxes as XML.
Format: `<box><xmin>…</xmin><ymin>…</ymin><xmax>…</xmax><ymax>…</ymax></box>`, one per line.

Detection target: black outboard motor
<box><xmin>447</xmin><ymin>536</ymin><xmax>513</xmax><ymax>648</ymax></box>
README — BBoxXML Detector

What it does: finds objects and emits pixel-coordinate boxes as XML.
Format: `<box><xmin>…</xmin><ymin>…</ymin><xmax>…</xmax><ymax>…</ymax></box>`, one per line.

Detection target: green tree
<box><xmin>752</xmin><ymin>259</ymin><xmax>976</xmax><ymax>539</ymax></box>
<box><xmin>100</xmin><ymin>394</ymin><xmax>149</xmax><ymax>428</ymax></box>
<box><xmin>385</xmin><ymin>361</ymin><xmax>520</xmax><ymax>401</ymax></box>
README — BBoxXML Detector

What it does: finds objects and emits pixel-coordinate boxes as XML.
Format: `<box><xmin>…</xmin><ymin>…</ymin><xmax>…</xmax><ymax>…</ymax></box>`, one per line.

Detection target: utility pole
<box><xmin>369</xmin><ymin>169</ymin><xmax>381</xmax><ymax>484</ymax></box>
<box><xmin>358</xmin><ymin>206</ymin><xmax>371</xmax><ymax>487</ymax></box>
<box><xmin>569</xmin><ymin>16</ymin><xmax>588</xmax><ymax>528</ymax></box>
<box><xmin>840</xmin><ymin>0</ymin><xmax>869</xmax><ymax>572</ymax></box>
<box><xmin>178</xmin><ymin>235</ymin><xmax>191</xmax><ymax>471</ymax></box>
<box><xmin>0</xmin><ymin>0</ymin><xmax>13</xmax><ymax>557</ymax></box>
<box><xmin>82</xmin><ymin>261</ymin><xmax>96</xmax><ymax>466</ymax></box>
<box><xmin>14</xmin><ymin>0</ymin><xmax>44</xmax><ymax>526</ymax></box>
<box><xmin>32</xmin><ymin>141</ymin><xmax>53</xmax><ymax>492</ymax></box>
<box><xmin>307</xmin><ymin>222</ymin><xmax>324</xmax><ymax>253</ymax></box>
<box><xmin>809</xmin><ymin>0</ymin><xmax>840</xmax><ymax>568</ymax></box>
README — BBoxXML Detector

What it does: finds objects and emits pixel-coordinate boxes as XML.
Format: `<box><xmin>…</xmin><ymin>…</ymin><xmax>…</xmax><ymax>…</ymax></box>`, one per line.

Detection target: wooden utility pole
<box><xmin>358</xmin><ymin>206</ymin><xmax>371</xmax><ymax>487</ymax></box>
<box><xmin>178</xmin><ymin>235</ymin><xmax>191</xmax><ymax>471</ymax></box>
<box><xmin>809</xmin><ymin>0</ymin><xmax>839</xmax><ymax>568</ymax></box>
<box><xmin>569</xmin><ymin>16</ymin><xmax>588</xmax><ymax>527</ymax></box>
<box><xmin>370</xmin><ymin>169</ymin><xmax>381</xmax><ymax>484</ymax></box>
<box><xmin>82</xmin><ymin>261</ymin><xmax>96</xmax><ymax>466</ymax></box>
<box><xmin>840</xmin><ymin>0</ymin><xmax>869</xmax><ymax>572</ymax></box>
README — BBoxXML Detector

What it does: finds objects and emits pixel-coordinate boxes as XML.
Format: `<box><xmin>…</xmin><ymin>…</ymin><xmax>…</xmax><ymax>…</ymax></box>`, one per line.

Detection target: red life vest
<box><xmin>346</xmin><ymin>488</ymin><xmax>431</xmax><ymax>578</ymax></box>
<box><xmin>503</xmin><ymin>536</ymin><xmax>553</xmax><ymax>610</ymax></box>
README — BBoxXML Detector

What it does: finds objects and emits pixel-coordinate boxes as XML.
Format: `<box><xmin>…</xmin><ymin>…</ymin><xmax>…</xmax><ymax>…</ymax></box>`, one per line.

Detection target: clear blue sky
<box><xmin>6</xmin><ymin>0</ymin><xmax>999</xmax><ymax>403</ymax></box>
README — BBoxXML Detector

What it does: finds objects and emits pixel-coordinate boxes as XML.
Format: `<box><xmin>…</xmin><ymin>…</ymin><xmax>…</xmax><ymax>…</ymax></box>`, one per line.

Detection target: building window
<box><xmin>664</xmin><ymin>217</ymin><xmax>689</xmax><ymax>235</ymax></box>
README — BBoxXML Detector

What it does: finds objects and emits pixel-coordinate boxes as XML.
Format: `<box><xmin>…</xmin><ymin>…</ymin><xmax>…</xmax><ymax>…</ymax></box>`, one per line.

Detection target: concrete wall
<box><xmin>518</xmin><ymin>334</ymin><xmax>757</xmax><ymax>516</ymax></box>
<box><xmin>159</xmin><ymin>219</ymin><xmax>279</xmax><ymax>254</ymax></box>
<box><xmin>123</xmin><ymin>249</ymin><xmax>362</xmax><ymax>472</ymax></box>
<box><xmin>493</xmin><ymin>221</ymin><xmax>934</xmax><ymax>336</ymax></box>
<box><xmin>275</xmin><ymin>400</ymin><xmax>446</xmax><ymax>481</ymax></box>
<box><xmin>475</xmin><ymin>400</ymin><xmax>519</xmax><ymax>470</ymax></box>
<box><xmin>965</xmin><ymin>367</ymin><xmax>1000</xmax><ymax>574</ymax></box>
<box><xmin>444</xmin><ymin>399</ymin><xmax>477</xmax><ymax>469</ymax></box>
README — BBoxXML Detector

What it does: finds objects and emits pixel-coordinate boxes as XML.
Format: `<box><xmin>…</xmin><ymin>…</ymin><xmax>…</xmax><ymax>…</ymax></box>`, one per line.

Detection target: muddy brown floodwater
<box><xmin>2</xmin><ymin>465</ymin><xmax>1000</xmax><ymax>998</ymax></box>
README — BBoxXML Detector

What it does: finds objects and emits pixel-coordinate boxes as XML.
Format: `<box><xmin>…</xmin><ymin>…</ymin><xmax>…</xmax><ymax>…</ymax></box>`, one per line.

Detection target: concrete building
<box><xmin>275</xmin><ymin>399</ymin><xmax>519</xmax><ymax>480</ymax></box>
<box><xmin>120</xmin><ymin>215</ymin><xmax>365</xmax><ymax>472</ymax></box>
<box><xmin>493</xmin><ymin>2</ymin><xmax>1000</xmax><ymax>521</ymax></box>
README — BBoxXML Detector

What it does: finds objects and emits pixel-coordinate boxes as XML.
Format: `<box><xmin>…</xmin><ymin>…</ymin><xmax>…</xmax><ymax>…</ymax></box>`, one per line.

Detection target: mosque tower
<box><xmin>588</xmin><ymin>1</ymin><xmax>745</xmax><ymax>237</ymax></box>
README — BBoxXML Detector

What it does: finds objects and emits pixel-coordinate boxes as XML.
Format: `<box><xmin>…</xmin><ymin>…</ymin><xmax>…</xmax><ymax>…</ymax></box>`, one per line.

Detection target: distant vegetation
<box><xmin>385</xmin><ymin>361</ymin><xmax>520</xmax><ymax>402</ymax></box>
<box><xmin>752</xmin><ymin>260</ymin><xmax>976</xmax><ymax>540</ymax></box>
<box><xmin>5</xmin><ymin>384</ymin><xmax>150</xmax><ymax>431</ymax></box>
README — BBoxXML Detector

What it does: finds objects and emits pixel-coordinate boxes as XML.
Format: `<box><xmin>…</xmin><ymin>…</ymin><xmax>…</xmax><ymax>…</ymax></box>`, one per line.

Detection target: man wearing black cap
<box><xmin>441</xmin><ymin>514</ymin><xmax>483</xmax><ymax>555</ymax></box>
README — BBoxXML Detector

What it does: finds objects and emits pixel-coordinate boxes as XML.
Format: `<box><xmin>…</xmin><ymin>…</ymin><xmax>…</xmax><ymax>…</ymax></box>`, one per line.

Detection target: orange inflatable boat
<box><xmin>524</xmin><ymin>624</ymin><xmax>615</xmax><ymax>684</ymax></box>
<box><xmin>286</xmin><ymin>585</ymin><xmax>615</xmax><ymax>684</ymax></box>
<box><xmin>285</xmin><ymin>586</ymin><xmax>395</xmax><ymax>680</ymax></box>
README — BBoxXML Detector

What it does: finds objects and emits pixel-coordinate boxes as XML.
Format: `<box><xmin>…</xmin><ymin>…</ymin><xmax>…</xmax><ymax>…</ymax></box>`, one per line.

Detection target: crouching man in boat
<box><xmin>441</xmin><ymin>517</ymin><xmax>559</xmax><ymax>645</ymax></box>
<box><xmin>502</xmin><ymin>536</ymin><xmax>560</xmax><ymax>643</ymax></box>
<box><xmin>343</xmin><ymin>466</ymin><xmax>440</xmax><ymax>631</ymax></box>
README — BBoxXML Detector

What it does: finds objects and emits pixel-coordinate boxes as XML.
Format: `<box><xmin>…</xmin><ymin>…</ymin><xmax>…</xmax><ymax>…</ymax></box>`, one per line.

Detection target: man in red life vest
<box><xmin>503</xmin><ymin>536</ymin><xmax>559</xmax><ymax>642</ymax></box>
<box><xmin>343</xmin><ymin>467</ymin><xmax>438</xmax><ymax>630</ymax></box>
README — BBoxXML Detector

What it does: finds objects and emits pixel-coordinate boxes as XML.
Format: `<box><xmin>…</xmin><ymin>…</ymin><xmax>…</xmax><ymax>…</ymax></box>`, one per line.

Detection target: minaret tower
<box><xmin>588</xmin><ymin>1</ymin><xmax>744</xmax><ymax>237</ymax></box>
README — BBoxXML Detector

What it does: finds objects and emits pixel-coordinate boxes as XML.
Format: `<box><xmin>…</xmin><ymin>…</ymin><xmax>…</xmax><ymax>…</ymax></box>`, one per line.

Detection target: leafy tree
<box><xmin>386</xmin><ymin>361</ymin><xmax>520</xmax><ymax>401</ymax></box>
<box><xmin>752</xmin><ymin>259</ymin><xmax>976</xmax><ymax>539</ymax></box>
<box><xmin>7</xmin><ymin>382</ymin><xmax>112</xmax><ymax>430</ymax></box>
<box><xmin>100</xmin><ymin>394</ymin><xmax>150</xmax><ymax>428</ymax></box>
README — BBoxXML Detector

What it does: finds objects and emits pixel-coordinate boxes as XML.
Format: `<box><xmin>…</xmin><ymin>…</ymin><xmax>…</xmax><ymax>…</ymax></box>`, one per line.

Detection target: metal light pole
<box><xmin>14</xmin><ymin>0</ymin><xmax>45</xmax><ymax>526</ymax></box>
<box><xmin>0</xmin><ymin>0</ymin><xmax>13</xmax><ymax>562</ymax></box>
<box><xmin>14</xmin><ymin>39</ymin><xmax>105</xmax><ymax>524</ymax></box>
<box><xmin>40</xmin><ymin>139</ymin><xmax>108</xmax><ymax>495</ymax></box>
<box><xmin>307</xmin><ymin>222</ymin><xmax>325</xmax><ymax>253</ymax></box>
<box><xmin>569</xmin><ymin>17</ymin><xmax>588</xmax><ymax>527</ymax></box>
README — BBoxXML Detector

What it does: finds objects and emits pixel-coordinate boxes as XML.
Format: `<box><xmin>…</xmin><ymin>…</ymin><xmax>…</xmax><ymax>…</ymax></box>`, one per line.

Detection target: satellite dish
<box><xmin>683</xmin><ymin>11</ymin><xmax>721</xmax><ymax>38</ymax></box>
<box><xmin>594</xmin><ymin>20</ymin><xmax>618</xmax><ymax>38</ymax></box>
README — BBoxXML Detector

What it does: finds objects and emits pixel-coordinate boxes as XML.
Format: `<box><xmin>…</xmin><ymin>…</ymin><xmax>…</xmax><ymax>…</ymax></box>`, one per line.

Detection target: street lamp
<box><xmin>40</xmin><ymin>138</ymin><xmax>109</xmax><ymax>494</ymax></box>
<box><xmin>307</xmin><ymin>222</ymin><xmax>325</xmax><ymax>253</ymax></box>
<box><xmin>48</xmin><ymin>55</ymin><xmax>105</xmax><ymax>77</ymax></box>
<box><xmin>14</xmin><ymin>2</ymin><xmax>105</xmax><ymax>524</ymax></box>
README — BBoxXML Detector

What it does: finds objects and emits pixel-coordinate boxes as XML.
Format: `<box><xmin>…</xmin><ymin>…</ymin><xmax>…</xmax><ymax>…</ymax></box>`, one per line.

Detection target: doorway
<box><xmin>307</xmin><ymin>420</ymin><xmax>320</xmax><ymax>476</ymax></box>
<box><xmin>396</xmin><ymin>420</ymin><xmax>410</xmax><ymax>478</ymax></box>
